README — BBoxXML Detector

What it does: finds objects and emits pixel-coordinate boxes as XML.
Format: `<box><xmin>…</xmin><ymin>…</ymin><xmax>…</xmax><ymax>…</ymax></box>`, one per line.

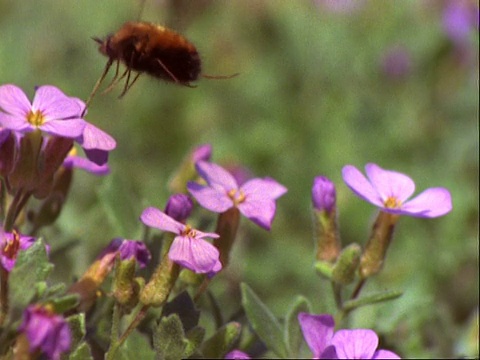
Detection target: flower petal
<box><xmin>330</xmin><ymin>329</ymin><xmax>378</xmax><ymax>359</ymax></box>
<box><xmin>32</xmin><ymin>86</ymin><xmax>82</xmax><ymax>120</ymax></box>
<box><xmin>0</xmin><ymin>113</ymin><xmax>33</xmax><ymax>131</ymax></box>
<box><xmin>64</xmin><ymin>155</ymin><xmax>110</xmax><ymax>175</ymax></box>
<box><xmin>41</xmin><ymin>119</ymin><xmax>86</xmax><ymax>138</ymax></box>
<box><xmin>400</xmin><ymin>187</ymin><xmax>452</xmax><ymax>218</ymax></box>
<box><xmin>78</xmin><ymin>122</ymin><xmax>116</xmax><ymax>151</ymax></box>
<box><xmin>365</xmin><ymin>163</ymin><xmax>415</xmax><ymax>203</ymax></box>
<box><xmin>241</xmin><ymin>178</ymin><xmax>287</xmax><ymax>200</ymax></box>
<box><xmin>187</xmin><ymin>182</ymin><xmax>233</xmax><ymax>213</ymax></box>
<box><xmin>0</xmin><ymin>84</ymin><xmax>31</xmax><ymax>117</ymax></box>
<box><xmin>195</xmin><ymin>161</ymin><xmax>238</xmax><ymax>190</ymax></box>
<box><xmin>237</xmin><ymin>197</ymin><xmax>276</xmax><ymax>230</ymax></box>
<box><xmin>373</xmin><ymin>349</ymin><xmax>401</xmax><ymax>359</ymax></box>
<box><xmin>298</xmin><ymin>313</ymin><xmax>335</xmax><ymax>358</ymax></box>
<box><xmin>342</xmin><ymin>165</ymin><xmax>384</xmax><ymax>207</ymax></box>
<box><xmin>140</xmin><ymin>207</ymin><xmax>184</xmax><ymax>234</ymax></box>
<box><xmin>169</xmin><ymin>235</ymin><xmax>220</xmax><ymax>273</ymax></box>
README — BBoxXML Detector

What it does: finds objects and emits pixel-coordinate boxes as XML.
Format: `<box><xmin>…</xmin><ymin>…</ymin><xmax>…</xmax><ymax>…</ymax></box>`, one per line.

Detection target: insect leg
<box><xmin>83</xmin><ymin>58</ymin><xmax>114</xmax><ymax>115</ymax></box>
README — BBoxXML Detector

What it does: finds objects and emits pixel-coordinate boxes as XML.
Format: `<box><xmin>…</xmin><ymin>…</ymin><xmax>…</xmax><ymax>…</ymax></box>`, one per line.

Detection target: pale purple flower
<box><xmin>192</xmin><ymin>143</ymin><xmax>212</xmax><ymax>163</ymax></box>
<box><xmin>19</xmin><ymin>305</ymin><xmax>71</xmax><ymax>360</ymax></box>
<box><xmin>140</xmin><ymin>207</ymin><xmax>221</xmax><ymax>273</ymax></box>
<box><xmin>298</xmin><ymin>313</ymin><xmax>400</xmax><ymax>359</ymax></box>
<box><xmin>187</xmin><ymin>161</ymin><xmax>287</xmax><ymax>230</ymax></box>
<box><xmin>98</xmin><ymin>238</ymin><xmax>151</xmax><ymax>268</ymax></box>
<box><xmin>0</xmin><ymin>230</ymin><xmax>36</xmax><ymax>272</ymax></box>
<box><xmin>63</xmin><ymin>152</ymin><xmax>110</xmax><ymax>175</ymax></box>
<box><xmin>0</xmin><ymin>84</ymin><xmax>86</xmax><ymax>138</ymax></box>
<box><xmin>164</xmin><ymin>193</ymin><xmax>194</xmax><ymax>222</ymax></box>
<box><xmin>342</xmin><ymin>163</ymin><xmax>452</xmax><ymax>218</ymax></box>
<box><xmin>312</xmin><ymin>176</ymin><xmax>336</xmax><ymax>212</ymax></box>
<box><xmin>224</xmin><ymin>349</ymin><xmax>251</xmax><ymax>359</ymax></box>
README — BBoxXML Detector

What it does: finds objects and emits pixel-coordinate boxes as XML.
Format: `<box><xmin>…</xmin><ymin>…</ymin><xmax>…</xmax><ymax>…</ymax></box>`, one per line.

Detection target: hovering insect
<box><xmin>85</xmin><ymin>21</ymin><xmax>237</xmax><ymax>108</ymax></box>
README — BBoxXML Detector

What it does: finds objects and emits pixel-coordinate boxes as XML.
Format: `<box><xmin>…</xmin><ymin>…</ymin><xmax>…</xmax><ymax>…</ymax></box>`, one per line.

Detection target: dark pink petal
<box><xmin>365</xmin><ymin>163</ymin><xmax>415</xmax><ymax>203</ymax></box>
<box><xmin>225</xmin><ymin>350</ymin><xmax>251</xmax><ymax>359</ymax></box>
<box><xmin>342</xmin><ymin>165</ymin><xmax>384</xmax><ymax>207</ymax></box>
<box><xmin>237</xmin><ymin>197</ymin><xmax>276</xmax><ymax>230</ymax></box>
<box><xmin>0</xmin><ymin>113</ymin><xmax>33</xmax><ymax>131</ymax></box>
<box><xmin>32</xmin><ymin>86</ymin><xmax>82</xmax><ymax>120</ymax></box>
<box><xmin>195</xmin><ymin>161</ymin><xmax>238</xmax><ymax>190</ymax></box>
<box><xmin>400</xmin><ymin>187</ymin><xmax>452</xmax><ymax>218</ymax></box>
<box><xmin>140</xmin><ymin>207</ymin><xmax>184</xmax><ymax>234</ymax></box>
<box><xmin>187</xmin><ymin>182</ymin><xmax>233</xmax><ymax>213</ymax></box>
<box><xmin>0</xmin><ymin>84</ymin><xmax>31</xmax><ymax>116</ymax></box>
<box><xmin>78</xmin><ymin>122</ymin><xmax>116</xmax><ymax>150</ymax></box>
<box><xmin>298</xmin><ymin>313</ymin><xmax>335</xmax><ymax>358</ymax></box>
<box><xmin>40</xmin><ymin>119</ymin><xmax>86</xmax><ymax>138</ymax></box>
<box><xmin>64</xmin><ymin>155</ymin><xmax>110</xmax><ymax>175</ymax></box>
<box><xmin>169</xmin><ymin>235</ymin><xmax>220</xmax><ymax>273</ymax></box>
<box><xmin>241</xmin><ymin>178</ymin><xmax>287</xmax><ymax>200</ymax></box>
<box><xmin>330</xmin><ymin>329</ymin><xmax>378</xmax><ymax>359</ymax></box>
<box><xmin>372</xmin><ymin>349</ymin><xmax>401</xmax><ymax>359</ymax></box>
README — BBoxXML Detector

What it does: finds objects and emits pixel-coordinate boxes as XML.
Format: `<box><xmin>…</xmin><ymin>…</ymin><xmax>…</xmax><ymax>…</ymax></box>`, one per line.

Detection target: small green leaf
<box><xmin>241</xmin><ymin>283</ymin><xmax>288</xmax><ymax>358</ymax></box>
<box><xmin>8</xmin><ymin>240</ymin><xmax>53</xmax><ymax>318</ymax></box>
<box><xmin>184</xmin><ymin>326</ymin><xmax>206</xmax><ymax>358</ymax></box>
<box><xmin>284</xmin><ymin>296</ymin><xmax>311</xmax><ymax>358</ymax></box>
<box><xmin>120</xmin><ymin>331</ymin><xmax>155</xmax><ymax>360</ymax></box>
<box><xmin>343</xmin><ymin>290</ymin><xmax>403</xmax><ymax>312</ymax></box>
<box><xmin>50</xmin><ymin>293</ymin><xmax>80</xmax><ymax>314</ymax></box>
<box><xmin>66</xmin><ymin>313</ymin><xmax>86</xmax><ymax>350</ymax></box>
<box><xmin>153</xmin><ymin>313</ymin><xmax>188</xmax><ymax>360</ymax></box>
<box><xmin>68</xmin><ymin>342</ymin><xmax>93</xmax><ymax>360</ymax></box>
<box><xmin>200</xmin><ymin>322</ymin><xmax>241</xmax><ymax>358</ymax></box>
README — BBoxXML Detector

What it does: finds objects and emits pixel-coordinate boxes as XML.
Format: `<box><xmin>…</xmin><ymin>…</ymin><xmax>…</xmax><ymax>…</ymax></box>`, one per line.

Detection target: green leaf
<box><xmin>284</xmin><ymin>296</ymin><xmax>311</xmax><ymax>358</ymax></box>
<box><xmin>119</xmin><ymin>330</ymin><xmax>155</xmax><ymax>360</ymax></box>
<box><xmin>200</xmin><ymin>322</ymin><xmax>241</xmax><ymax>358</ymax></box>
<box><xmin>184</xmin><ymin>326</ymin><xmax>206</xmax><ymax>358</ymax></box>
<box><xmin>241</xmin><ymin>283</ymin><xmax>288</xmax><ymax>358</ymax></box>
<box><xmin>343</xmin><ymin>290</ymin><xmax>403</xmax><ymax>312</ymax></box>
<box><xmin>8</xmin><ymin>239</ymin><xmax>53</xmax><ymax>319</ymax></box>
<box><xmin>66</xmin><ymin>313</ymin><xmax>86</xmax><ymax>351</ymax></box>
<box><xmin>68</xmin><ymin>342</ymin><xmax>93</xmax><ymax>360</ymax></box>
<box><xmin>153</xmin><ymin>313</ymin><xmax>188</xmax><ymax>360</ymax></box>
<box><xmin>97</xmin><ymin>174</ymin><xmax>142</xmax><ymax>238</ymax></box>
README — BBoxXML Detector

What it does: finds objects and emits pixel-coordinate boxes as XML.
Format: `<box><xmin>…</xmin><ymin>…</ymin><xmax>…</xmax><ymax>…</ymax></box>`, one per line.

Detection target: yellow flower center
<box><xmin>26</xmin><ymin>110</ymin><xmax>46</xmax><ymax>126</ymax></box>
<box><xmin>181</xmin><ymin>225</ymin><xmax>197</xmax><ymax>238</ymax></box>
<box><xmin>227</xmin><ymin>189</ymin><xmax>246</xmax><ymax>206</ymax></box>
<box><xmin>384</xmin><ymin>196</ymin><xmax>402</xmax><ymax>209</ymax></box>
<box><xmin>2</xmin><ymin>231</ymin><xmax>20</xmax><ymax>260</ymax></box>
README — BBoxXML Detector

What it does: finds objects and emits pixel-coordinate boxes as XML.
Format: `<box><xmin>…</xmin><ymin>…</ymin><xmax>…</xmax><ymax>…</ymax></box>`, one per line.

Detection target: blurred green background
<box><xmin>1</xmin><ymin>0</ymin><xmax>478</xmax><ymax>358</ymax></box>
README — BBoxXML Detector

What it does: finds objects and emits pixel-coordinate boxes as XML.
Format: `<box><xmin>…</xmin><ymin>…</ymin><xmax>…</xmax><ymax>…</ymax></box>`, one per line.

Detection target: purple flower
<box><xmin>191</xmin><ymin>143</ymin><xmax>212</xmax><ymax>163</ymax></box>
<box><xmin>342</xmin><ymin>163</ymin><xmax>452</xmax><ymax>218</ymax></box>
<box><xmin>224</xmin><ymin>349</ymin><xmax>251</xmax><ymax>359</ymax></box>
<box><xmin>99</xmin><ymin>238</ymin><xmax>151</xmax><ymax>268</ymax></box>
<box><xmin>0</xmin><ymin>84</ymin><xmax>86</xmax><ymax>138</ymax></box>
<box><xmin>312</xmin><ymin>176</ymin><xmax>336</xmax><ymax>212</ymax></box>
<box><xmin>0</xmin><ymin>230</ymin><xmax>36</xmax><ymax>272</ymax></box>
<box><xmin>443</xmin><ymin>0</ymin><xmax>479</xmax><ymax>44</ymax></box>
<box><xmin>187</xmin><ymin>161</ymin><xmax>287</xmax><ymax>230</ymax></box>
<box><xmin>164</xmin><ymin>193</ymin><xmax>194</xmax><ymax>222</ymax></box>
<box><xmin>298</xmin><ymin>313</ymin><xmax>400</xmax><ymax>359</ymax></box>
<box><xmin>140</xmin><ymin>207</ymin><xmax>221</xmax><ymax>273</ymax></box>
<box><xmin>19</xmin><ymin>305</ymin><xmax>71</xmax><ymax>360</ymax></box>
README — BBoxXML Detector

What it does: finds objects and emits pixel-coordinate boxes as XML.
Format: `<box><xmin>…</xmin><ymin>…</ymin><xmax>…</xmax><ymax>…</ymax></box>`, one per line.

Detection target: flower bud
<box><xmin>331</xmin><ymin>243</ymin><xmax>361</xmax><ymax>285</ymax></box>
<box><xmin>311</xmin><ymin>176</ymin><xmax>341</xmax><ymax>262</ymax></box>
<box><xmin>164</xmin><ymin>193</ymin><xmax>193</xmax><ymax>222</ymax></box>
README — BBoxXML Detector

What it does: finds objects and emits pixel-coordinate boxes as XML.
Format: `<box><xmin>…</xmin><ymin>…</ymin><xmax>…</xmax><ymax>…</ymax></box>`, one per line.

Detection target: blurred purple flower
<box><xmin>443</xmin><ymin>0</ymin><xmax>479</xmax><ymax>44</ymax></box>
<box><xmin>0</xmin><ymin>230</ymin><xmax>36</xmax><ymax>272</ymax></box>
<box><xmin>63</xmin><ymin>150</ymin><xmax>110</xmax><ymax>176</ymax></box>
<box><xmin>224</xmin><ymin>349</ymin><xmax>251</xmax><ymax>359</ymax></box>
<box><xmin>342</xmin><ymin>163</ymin><xmax>452</xmax><ymax>218</ymax></box>
<box><xmin>19</xmin><ymin>305</ymin><xmax>71</xmax><ymax>360</ymax></box>
<box><xmin>164</xmin><ymin>193</ymin><xmax>194</xmax><ymax>222</ymax></box>
<box><xmin>75</xmin><ymin>122</ymin><xmax>116</xmax><ymax>166</ymax></box>
<box><xmin>0</xmin><ymin>84</ymin><xmax>85</xmax><ymax>138</ymax></box>
<box><xmin>187</xmin><ymin>161</ymin><xmax>287</xmax><ymax>230</ymax></box>
<box><xmin>191</xmin><ymin>143</ymin><xmax>212</xmax><ymax>163</ymax></box>
<box><xmin>140</xmin><ymin>207</ymin><xmax>221</xmax><ymax>273</ymax></box>
<box><xmin>312</xmin><ymin>176</ymin><xmax>336</xmax><ymax>212</ymax></box>
<box><xmin>298</xmin><ymin>312</ymin><xmax>400</xmax><ymax>359</ymax></box>
<box><xmin>99</xmin><ymin>238</ymin><xmax>151</xmax><ymax>268</ymax></box>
